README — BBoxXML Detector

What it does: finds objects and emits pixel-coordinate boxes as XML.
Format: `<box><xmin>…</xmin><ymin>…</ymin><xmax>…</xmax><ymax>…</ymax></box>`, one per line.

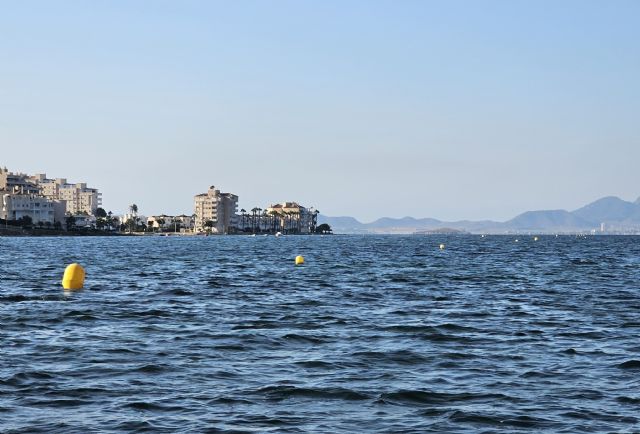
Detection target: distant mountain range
<box><xmin>318</xmin><ymin>196</ymin><xmax>640</xmax><ymax>234</ymax></box>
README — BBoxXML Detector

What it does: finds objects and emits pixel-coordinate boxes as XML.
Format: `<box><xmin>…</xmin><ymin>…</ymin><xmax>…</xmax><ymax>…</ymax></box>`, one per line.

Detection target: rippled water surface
<box><xmin>2</xmin><ymin>235</ymin><xmax>640</xmax><ymax>433</ymax></box>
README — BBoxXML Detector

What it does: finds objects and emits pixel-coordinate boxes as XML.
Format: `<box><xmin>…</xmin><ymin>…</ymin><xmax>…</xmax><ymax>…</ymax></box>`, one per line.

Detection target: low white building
<box><xmin>147</xmin><ymin>215</ymin><xmax>174</xmax><ymax>231</ymax></box>
<box><xmin>147</xmin><ymin>214</ymin><xmax>195</xmax><ymax>232</ymax></box>
<box><xmin>1</xmin><ymin>193</ymin><xmax>65</xmax><ymax>225</ymax></box>
<box><xmin>71</xmin><ymin>214</ymin><xmax>97</xmax><ymax>229</ymax></box>
<box><xmin>175</xmin><ymin>214</ymin><xmax>195</xmax><ymax>232</ymax></box>
<box><xmin>121</xmin><ymin>213</ymin><xmax>146</xmax><ymax>230</ymax></box>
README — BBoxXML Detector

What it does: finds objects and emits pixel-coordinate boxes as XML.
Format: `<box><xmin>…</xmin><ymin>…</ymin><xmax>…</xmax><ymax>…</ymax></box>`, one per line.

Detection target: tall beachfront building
<box><xmin>194</xmin><ymin>186</ymin><xmax>238</xmax><ymax>234</ymax></box>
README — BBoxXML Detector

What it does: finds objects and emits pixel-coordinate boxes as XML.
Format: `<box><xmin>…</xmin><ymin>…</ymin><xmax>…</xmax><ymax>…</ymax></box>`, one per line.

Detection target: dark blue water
<box><xmin>1</xmin><ymin>235</ymin><xmax>640</xmax><ymax>433</ymax></box>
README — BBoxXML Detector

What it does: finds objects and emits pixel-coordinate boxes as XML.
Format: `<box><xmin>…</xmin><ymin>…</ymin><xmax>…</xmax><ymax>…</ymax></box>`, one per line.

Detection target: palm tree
<box><xmin>251</xmin><ymin>207</ymin><xmax>259</xmax><ymax>233</ymax></box>
<box><xmin>126</xmin><ymin>218</ymin><xmax>135</xmax><ymax>233</ymax></box>
<box><xmin>267</xmin><ymin>210</ymin><xmax>277</xmax><ymax>233</ymax></box>
<box><xmin>283</xmin><ymin>211</ymin><xmax>290</xmax><ymax>234</ymax></box>
<box><xmin>240</xmin><ymin>208</ymin><xmax>247</xmax><ymax>232</ymax></box>
<box><xmin>293</xmin><ymin>211</ymin><xmax>301</xmax><ymax>234</ymax></box>
<box><xmin>256</xmin><ymin>208</ymin><xmax>263</xmax><ymax>232</ymax></box>
<box><xmin>311</xmin><ymin>209</ymin><xmax>320</xmax><ymax>234</ymax></box>
<box><xmin>111</xmin><ymin>216</ymin><xmax>120</xmax><ymax>232</ymax></box>
<box><xmin>65</xmin><ymin>215</ymin><xmax>76</xmax><ymax>231</ymax></box>
<box><xmin>204</xmin><ymin>220</ymin><xmax>214</xmax><ymax>234</ymax></box>
<box><xmin>96</xmin><ymin>217</ymin><xmax>106</xmax><ymax>230</ymax></box>
<box><xmin>106</xmin><ymin>210</ymin><xmax>113</xmax><ymax>231</ymax></box>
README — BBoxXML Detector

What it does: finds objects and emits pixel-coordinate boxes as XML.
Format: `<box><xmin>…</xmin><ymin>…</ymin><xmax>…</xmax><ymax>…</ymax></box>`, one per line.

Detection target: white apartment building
<box><xmin>194</xmin><ymin>186</ymin><xmax>238</xmax><ymax>233</ymax></box>
<box><xmin>0</xmin><ymin>167</ymin><xmax>40</xmax><ymax>194</ymax></box>
<box><xmin>40</xmin><ymin>178</ymin><xmax>101</xmax><ymax>215</ymax></box>
<box><xmin>1</xmin><ymin>193</ymin><xmax>66</xmax><ymax>225</ymax></box>
<box><xmin>1</xmin><ymin>167</ymin><xmax>101</xmax><ymax>216</ymax></box>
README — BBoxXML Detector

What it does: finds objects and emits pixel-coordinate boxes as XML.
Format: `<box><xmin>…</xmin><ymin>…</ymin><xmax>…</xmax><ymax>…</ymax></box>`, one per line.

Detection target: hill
<box><xmin>319</xmin><ymin>195</ymin><xmax>640</xmax><ymax>234</ymax></box>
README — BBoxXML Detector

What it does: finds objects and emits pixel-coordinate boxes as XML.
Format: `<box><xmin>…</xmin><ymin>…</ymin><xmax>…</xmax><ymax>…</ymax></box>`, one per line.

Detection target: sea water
<box><xmin>1</xmin><ymin>235</ymin><xmax>640</xmax><ymax>432</ymax></box>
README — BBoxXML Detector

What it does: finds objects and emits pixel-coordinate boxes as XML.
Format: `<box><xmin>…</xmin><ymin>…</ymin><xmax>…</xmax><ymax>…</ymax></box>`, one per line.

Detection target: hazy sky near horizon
<box><xmin>1</xmin><ymin>1</ymin><xmax>639</xmax><ymax>222</ymax></box>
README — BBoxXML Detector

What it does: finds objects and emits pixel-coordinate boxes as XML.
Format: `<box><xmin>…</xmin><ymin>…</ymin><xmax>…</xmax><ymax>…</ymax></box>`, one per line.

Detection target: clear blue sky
<box><xmin>1</xmin><ymin>0</ymin><xmax>639</xmax><ymax>222</ymax></box>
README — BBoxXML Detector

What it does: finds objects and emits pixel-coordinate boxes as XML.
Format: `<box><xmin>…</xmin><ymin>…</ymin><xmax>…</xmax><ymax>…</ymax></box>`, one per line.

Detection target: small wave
<box><xmin>294</xmin><ymin>360</ymin><xmax>336</xmax><ymax>369</ymax></box>
<box><xmin>232</xmin><ymin>321</ymin><xmax>280</xmax><ymax>330</ymax></box>
<box><xmin>352</xmin><ymin>349</ymin><xmax>430</xmax><ymax>365</ymax></box>
<box><xmin>617</xmin><ymin>396</ymin><xmax>640</xmax><ymax>404</ymax></box>
<box><xmin>561</xmin><ymin>410</ymin><xmax>638</xmax><ymax>424</ymax></box>
<box><xmin>0</xmin><ymin>294</ymin><xmax>66</xmax><ymax>303</ymax></box>
<box><xmin>558</xmin><ymin>331</ymin><xmax>608</xmax><ymax>339</ymax></box>
<box><xmin>209</xmin><ymin>396</ymin><xmax>253</xmax><ymax>405</ymax></box>
<box><xmin>570</xmin><ymin>258</ymin><xmax>599</xmax><ymax>265</ymax></box>
<box><xmin>115</xmin><ymin>420</ymin><xmax>161</xmax><ymax>431</ymax></box>
<box><xmin>382</xmin><ymin>324</ymin><xmax>439</xmax><ymax>333</ymax></box>
<box><xmin>1</xmin><ymin>371</ymin><xmax>55</xmax><ymax>386</ymax></box>
<box><xmin>213</xmin><ymin>344</ymin><xmax>246</xmax><ymax>351</ymax></box>
<box><xmin>442</xmin><ymin>352</ymin><xmax>477</xmax><ymax>360</ymax></box>
<box><xmin>448</xmin><ymin>410</ymin><xmax>554</xmax><ymax>428</ymax></box>
<box><xmin>24</xmin><ymin>398</ymin><xmax>93</xmax><ymax>408</ymax></box>
<box><xmin>281</xmin><ymin>333</ymin><xmax>326</xmax><ymax>344</ymax></box>
<box><xmin>564</xmin><ymin>390</ymin><xmax>605</xmax><ymax>400</ymax></box>
<box><xmin>63</xmin><ymin>310</ymin><xmax>97</xmax><ymax>320</ymax></box>
<box><xmin>103</xmin><ymin>347</ymin><xmax>142</xmax><ymax>355</ymax></box>
<box><xmin>380</xmin><ymin>389</ymin><xmax>512</xmax><ymax>405</ymax></box>
<box><xmin>437</xmin><ymin>322</ymin><xmax>480</xmax><ymax>332</ymax></box>
<box><xmin>0</xmin><ymin>294</ymin><xmax>30</xmax><ymax>303</ymax></box>
<box><xmin>520</xmin><ymin>370</ymin><xmax>559</xmax><ymax>378</ymax></box>
<box><xmin>133</xmin><ymin>364</ymin><xmax>167</xmax><ymax>373</ymax></box>
<box><xmin>387</xmin><ymin>275</ymin><xmax>412</xmax><ymax>283</ymax></box>
<box><xmin>257</xmin><ymin>385</ymin><xmax>370</xmax><ymax>401</ymax></box>
<box><xmin>121</xmin><ymin>401</ymin><xmax>182</xmax><ymax>411</ymax></box>
<box><xmin>380</xmin><ymin>324</ymin><xmax>475</xmax><ymax>343</ymax></box>
<box><xmin>617</xmin><ymin>360</ymin><xmax>640</xmax><ymax>369</ymax></box>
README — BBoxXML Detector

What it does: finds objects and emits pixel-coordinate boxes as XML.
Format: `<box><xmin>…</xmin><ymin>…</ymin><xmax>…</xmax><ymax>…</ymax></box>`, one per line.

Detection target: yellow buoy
<box><xmin>439</xmin><ymin>244</ymin><xmax>445</xmax><ymax>250</ymax></box>
<box><xmin>62</xmin><ymin>263</ymin><xmax>85</xmax><ymax>290</ymax></box>
<box><xmin>295</xmin><ymin>255</ymin><xmax>304</xmax><ymax>265</ymax></box>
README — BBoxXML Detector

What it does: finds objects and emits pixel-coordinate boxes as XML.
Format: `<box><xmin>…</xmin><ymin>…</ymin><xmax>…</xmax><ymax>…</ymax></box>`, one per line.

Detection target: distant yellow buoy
<box><xmin>295</xmin><ymin>255</ymin><xmax>305</xmax><ymax>265</ymax></box>
<box><xmin>62</xmin><ymin>263</ymin><xmax>85</xmax><ymax>290</ymax></box>
<box><xmin>534</xmin><ymin>236</ymin><xmax>539</xmax><ymax>241</ymax></box>
<box><xmin>439</xmin><ymin>244</ymin><xmax>445</xmax><ymax>250</ymax></box>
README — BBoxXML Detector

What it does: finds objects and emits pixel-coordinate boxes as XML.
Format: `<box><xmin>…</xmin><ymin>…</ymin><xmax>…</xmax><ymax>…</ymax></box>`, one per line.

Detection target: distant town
<box><xmin>0</xmin><ymin>166</ymin><xmax>331</xmax><ymax>235</ymax></box>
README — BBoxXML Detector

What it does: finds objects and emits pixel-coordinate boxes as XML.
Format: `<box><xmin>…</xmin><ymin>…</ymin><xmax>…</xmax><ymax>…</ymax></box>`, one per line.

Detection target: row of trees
<box><xmin>1</xmin><ymin>215</ymin><xmax>64</xmax><ymax>230</ymax></box>
<box><xmin>239</xmin><ymin>208</ymin><xmax>321</xmax><ymax>234</ymax></box>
